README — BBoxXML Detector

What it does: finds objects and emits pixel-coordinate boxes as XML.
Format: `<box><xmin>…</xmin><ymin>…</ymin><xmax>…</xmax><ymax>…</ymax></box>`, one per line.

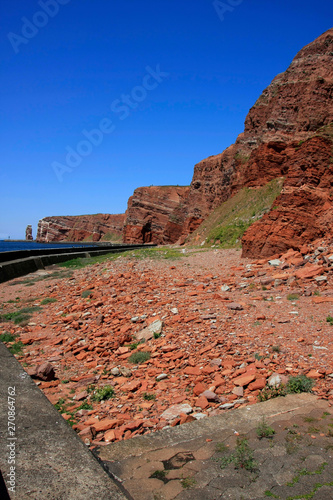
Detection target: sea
<box><xmin>0</xmin><ymin>241</ymin><xmax>100</xmax><ymax>253</ymax></box>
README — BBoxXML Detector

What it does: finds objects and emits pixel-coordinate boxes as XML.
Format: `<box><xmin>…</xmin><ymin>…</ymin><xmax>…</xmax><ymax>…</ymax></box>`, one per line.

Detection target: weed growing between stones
<box><xmin>0</xmin><ymin>306</ymin><xmax>42</xmax><ymax>325</ymax></box>
<box><xmin>258</xmin><ymin>385</ymin><xmax>287</xmax><ymax>402</ymax></box>
<box><xmin>215</xmin><ymin>442</ymin><xmax>228</xmax><ymax>453</ymax></box>
<box><xmin>303</xmin><ymin>417</ymin><xmax>317</xmax><ymax>423</ymax></box>
<box><xmin>180</xmin><ymin>476</ymin><xmax>197</xmax><ymax>489</ymax></box>
<box><xmin>129</xmin><ymin>351</ymin><xmax>151</xmax><ymax>364</ymax></box>
<box><xmin>326</xmin><ymin>315</ymin><xmax>333</xmax><ymax>325</ymax></box>
<box><xmin>54</xmin><ymin>397</ymin><xmax>92</xmax><ymax>427</ymax></box>
<box><xmin>0</xmin><ymin>332</ymin><xmax>18</xmax><ymax>343</ymax></box>
<box><xmin>40</xmin><ymin>298</ymin><xmax>57</xmax><ymax>305</ymax></box>
<box><xmin>150</xmin><ymin>470</ymin><xmax>168</xmax><ymax>483</ymax></box>
<box><xmin>256</xmin><ymin>418</ymin><xmax>275</xmax><ymax>439</ymax></box>
<box><xmin>143</xmin><ymin>392</ymin><xmax>156</xmax><ymax>401</ymax></box>
<box><xmin>259</xmin><ymin>375</ymin><xmax>315</xmax><ymax>402</ymax></box>
<box><xmin>217</xmin><ymin>437</ymin><xmax>258</xmax><ymax>472</ymax></box>
<box><xmin>285</xmin><ymin>427</ymin><xmax>303</xmax><ymax>454</ymax></box>
<box><xmin>287</xmin><ymin>375</ymin><xmax>315</xmax><ymax>394</ymax></box>
<box><xmin>286</xmin><ymin>462</ymin><xmax>327</xmax><ymax>486</ymax></box>
<box><xmin>8</xmin><ymin>341</ymin><xmax>24</xmax><ymax>356</ymax></box>
<box><xmin>287</xmin><ymin>294</ymin><xmax>299</xmax><ymax>300</ymax></box>
<box><xmin>89</xmin><ymin>385</ymin><xmax>115</xmax><ymax>402</ymax></box>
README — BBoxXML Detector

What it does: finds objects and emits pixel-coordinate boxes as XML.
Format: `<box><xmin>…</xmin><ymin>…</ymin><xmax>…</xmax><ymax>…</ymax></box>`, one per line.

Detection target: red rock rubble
<box><xmin>0</xmin><ymin>242</ymin><xmax>332</xmax><ymax>448</ymax></box>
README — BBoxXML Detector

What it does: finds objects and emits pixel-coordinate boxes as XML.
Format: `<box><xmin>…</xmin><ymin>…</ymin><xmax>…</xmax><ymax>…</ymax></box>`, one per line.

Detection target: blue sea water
<box><xmin>0</xmin><ymin>241</ymin><xmax>99</xmax><ymax>253</ymax></box>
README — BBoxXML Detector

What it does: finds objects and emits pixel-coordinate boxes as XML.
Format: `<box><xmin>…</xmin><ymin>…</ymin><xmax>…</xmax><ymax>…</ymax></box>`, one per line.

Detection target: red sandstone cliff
<box><xmin>35</xmin><ymin>30</ymin><xmax>333</xmax><ymax>255</ymax></box>
<box><xmin>180</xmin><ymin>28</ymin><xmax>333</xmax><ymax>255</ymax></box>
<box><xmin>36</xmin><ymin>214</ymin><xmax>125</xmax><ymax>243</ymax></box>
<box><xmin>123</xmin><ymin>186</ymin><xmax>190</xmax><ymax>244</ymax></box>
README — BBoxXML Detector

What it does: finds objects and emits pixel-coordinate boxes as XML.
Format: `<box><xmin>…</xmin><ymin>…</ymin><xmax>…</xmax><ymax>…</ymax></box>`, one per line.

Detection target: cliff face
<box><xmin>242</xmin><ymin>132</ymin><xmax>333</xmax><ymax>256</ymax></box>
<box><xmin>180</xmin><ymin>28</ymin><xmax>333</xmax><ymax>254</ymax></box>
<box><xmin>123</xmin><ymin>186</ymin><xmax>190</xmax><ymax>244</ymax></box>
<box><xmin>36</xmin><ymin>214</ymin><xmax>125</xmax><ymax>243</ymax></box>
<box><xmin>35</xmin><ymin>29</ymin><xmax>333</xmax><ymax>255</ymax></box>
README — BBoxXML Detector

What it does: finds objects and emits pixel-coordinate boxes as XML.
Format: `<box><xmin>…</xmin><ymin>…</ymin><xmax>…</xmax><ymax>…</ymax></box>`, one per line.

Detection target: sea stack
<box><xmin>25</xmin><ymin>225</ymin><xmax>33</xmax><ymax>241</ymax></box>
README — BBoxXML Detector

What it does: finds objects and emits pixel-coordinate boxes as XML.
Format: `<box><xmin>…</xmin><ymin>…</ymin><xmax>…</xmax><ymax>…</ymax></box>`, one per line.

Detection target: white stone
<box><xmin>219</xmin><ymin>403</ymin><xmax>235</xmax><ymax>410</ymax></box>
<box><xmin>192</xmin><ymin>413</ymin><xmax>207</xmax><ymax>420</ymax></box>
<box><xmin>161</xmin><ymin>404</ymin><xmax>193</xmax><ymax>421</ymax></box>
<box><xmin>136</xmin><ymin>319</ymin><xmax>163</xmax><ymax>341</ymax></box>
<box><xmin>268</xmin><ymin>374</ymin><xmax>281</xmax><ymax>387</ymax></box>
<box><xmin>268</xmin><ymin>259</ymin><xmax>282</xmax><ymax>267</ymax></box>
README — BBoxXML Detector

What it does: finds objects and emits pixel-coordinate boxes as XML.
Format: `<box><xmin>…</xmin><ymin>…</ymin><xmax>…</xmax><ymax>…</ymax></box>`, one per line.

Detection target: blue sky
<box><xmin>0</xmin><ymin>0</ymin><xmax>332</xmax><ymax>239</ymax></box>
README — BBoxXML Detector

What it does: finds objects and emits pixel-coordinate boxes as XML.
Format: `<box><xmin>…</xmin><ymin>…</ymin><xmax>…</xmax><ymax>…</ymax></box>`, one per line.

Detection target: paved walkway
<box><xmin>97</xmin><ymin>393</ymin><xmax>333</xmax><ymax>500</ymax></box>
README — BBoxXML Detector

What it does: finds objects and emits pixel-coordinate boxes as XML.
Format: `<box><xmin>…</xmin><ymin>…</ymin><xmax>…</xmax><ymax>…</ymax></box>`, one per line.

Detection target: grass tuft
<box><xmin>90</xmin><ymin>385</ymin><xmax>115</xmax><ymax>402</ymax></box>
<box><xmin>40</xmin><ymin>298</ymin><xmax>57</xmax><ymax>305</ymax></box>
<box><xmin>129</xmin><ymin>351</ymin><xmax>151</xmax><ymax>364</ymax></box>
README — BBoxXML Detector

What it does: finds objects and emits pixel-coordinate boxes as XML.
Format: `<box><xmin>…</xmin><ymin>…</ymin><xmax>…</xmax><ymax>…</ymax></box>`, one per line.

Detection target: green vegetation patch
<box><xmin>8</xmin><ymin>341</ymin><xmax>24</xmax><ymax>355</ymax></box>
<box><xmin>129</xmin><ymin>351</ymin><xmax>151</xmax><ymax>364</ymax></box>
<box><xmin>60</xmin><ymin>247</ymin><xmax>185</xmax><ymax>269</ymax></box>
<box><xmin>326</xmin><ymin>315</ymin><xmax>333</xmax><ymax>325</ymax></box>
<box><xmin>180</xmin><ymin>477</ymin><xmax>197</xmax><ymax>489</ymax></box>
<box><xmin>286</xmin><ymin>375</ymin><xmax>315</xmax><ymax>394</ymax></box>
<box><xmin>0</xmin><ymin>332</ymin><xmax>18</xmax><ymax>343</ymax></box>
<box><xmin>90</xmin><ymin>385</ymin><xmax>115</xmax><ymax>402</ymax></box>
<box><xmin>40</xmin><ymin>298</ymin><xmax>57</xmax><ymax>305</ymax></box>
<box><xmin>259</xmin><ymin>375</ymin><xmax>315</xmax><ymax>402</ymax></box>
<box><xmin>188</xmin><ymin>178</ymin><xmax>283</xmax><ymax>247</ymax></box>
<box><xmin>287</xmin><ymin>294</ymin><xmax>299</xmax><ymax>301</ymax></box>
<box><xmin>216</xmin><ymin>437</ymin><xmax>258</xmax><ymax>472</ymax></box>
<box><xmin>234</xmin><ymin>151</ymin><xmax>250</xmax><ymax>164</ymax></box>
<box><xmin>0</xmin><ymin>306</ymin><xmax>42</xmax><ymax>325</ymax></box>
<box><xmin>258</xmin><ymin>385</ymin><xmax>287</xmax><ymax>402</ymax></box>
<box><xmin>143</xmin><ymin>392</ymin><xmax>156</xmax><ymax>401</ymax></box>
<box><xmin>100</xmin><ymin>232</ymin><xmax>123</xmax><ymax>243</ymax></box>
<box><xmin>256</xmin><ymin>418</ymin><xmax>276</xmax><ymax>439</ymax></box>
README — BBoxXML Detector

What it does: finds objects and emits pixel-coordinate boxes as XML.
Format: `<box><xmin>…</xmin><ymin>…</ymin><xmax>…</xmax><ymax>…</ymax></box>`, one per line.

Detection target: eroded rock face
<box><xmin>36</xmin><ymin>214</ymin><xmax>125</xmax><ymax>243</ymax></box>
<box><xmin>123</xmin><ymin>186</ymin><xmax>190</xmax><ymax>244</ymax></box>
<box><xmin>180</xmin><ymin>28</ymin><xmax>333</xmax><ymax>253</ymax></box>
<box><xmin>242</xmin><ymin>135</ymin><xmax>333</xmax><ymax>257</ymax></box>
<box><xmin>25</xmin><ymin>225</ymin><xmax>33</xmax><ymax>241</ymax></box>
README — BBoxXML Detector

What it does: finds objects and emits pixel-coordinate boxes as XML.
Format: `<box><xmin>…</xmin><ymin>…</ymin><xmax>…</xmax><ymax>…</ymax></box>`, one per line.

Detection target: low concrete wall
<box><xmin>0</xmin><ymin>245</ymin><xmax>156</xmax><ymax>283</ymax></box>
<box><xmin>0</xmin><ymin>343</ymin><xmax>128</xmax><ymax>499</ymax></box>
<box><xmin>0</xmin><ymin>243</ymin><xmax>149</xmax><ymax>264</ymax></box>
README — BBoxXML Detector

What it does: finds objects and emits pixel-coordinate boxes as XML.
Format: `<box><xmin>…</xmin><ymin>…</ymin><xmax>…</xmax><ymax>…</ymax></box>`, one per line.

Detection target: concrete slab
<box><xmin>0</xmin><ymin>343</ymin><xmax>128</xmax><ymax>500</ymax></box>
<box><xmin>97</xmin><ymin>394</ymin><xmax>333</xmax><ymax>500</ymax></box>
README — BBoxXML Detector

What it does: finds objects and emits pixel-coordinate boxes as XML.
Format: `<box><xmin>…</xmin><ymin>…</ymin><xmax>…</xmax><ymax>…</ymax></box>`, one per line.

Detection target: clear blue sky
<box><xmin>0</xmin><ymin>0</ymin><xmax>332</xmax><ymax>239</ymax></box>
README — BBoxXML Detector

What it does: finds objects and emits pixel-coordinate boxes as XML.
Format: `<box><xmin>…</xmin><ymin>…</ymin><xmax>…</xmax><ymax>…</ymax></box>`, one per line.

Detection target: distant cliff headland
<box><xmin>36</xmin><ymin>29</ymin><xmax>333</xmax><ymax>257</ymax></box>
